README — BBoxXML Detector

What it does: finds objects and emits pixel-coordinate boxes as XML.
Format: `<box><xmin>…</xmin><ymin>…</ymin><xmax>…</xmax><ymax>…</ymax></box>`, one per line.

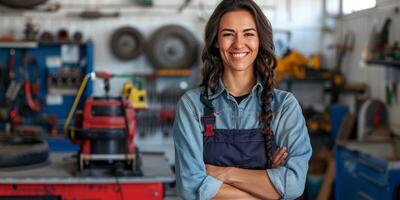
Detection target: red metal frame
<box><xmin>0</xmin><ymin>182</ymin><xmax>163</xmax><ymax>200</ymax></box>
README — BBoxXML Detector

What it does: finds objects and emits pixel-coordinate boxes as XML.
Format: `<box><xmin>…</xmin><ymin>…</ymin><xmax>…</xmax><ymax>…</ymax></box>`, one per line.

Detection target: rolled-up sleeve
<box><xmin>267</xmin><ymin>94</ymin><xmax>312</xmax><ymax>199</ymax></box>
<box><xmin>173</xmin><ymin>93</ymin><xmax>223</xmax><ymax>200</ymax></box>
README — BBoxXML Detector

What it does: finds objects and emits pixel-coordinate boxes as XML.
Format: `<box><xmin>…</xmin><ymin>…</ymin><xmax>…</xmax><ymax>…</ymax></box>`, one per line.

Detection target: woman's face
<box><xmin>217</xmin><ymin>10</ymin><xmax>259</xmax><ymax>73</ymax></box>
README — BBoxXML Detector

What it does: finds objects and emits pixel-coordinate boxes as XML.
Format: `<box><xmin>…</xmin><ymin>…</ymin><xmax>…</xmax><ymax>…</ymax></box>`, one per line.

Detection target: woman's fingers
<box><xmin>277</xmin><ymin>152</ymin><xmax>288</xmax><ymax>165</ymax></box>
<box><xmin>272</xmin><ymin>147</ymin><xmax>287</xmax><ymax>168</ymax></box>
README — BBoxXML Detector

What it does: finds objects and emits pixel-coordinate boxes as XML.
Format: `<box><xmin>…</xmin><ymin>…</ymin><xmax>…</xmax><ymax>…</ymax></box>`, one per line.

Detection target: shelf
<box><xmin>281</xmin><ymin>77</ymin><xmax>331</xmax><ymax>83</ymax></box>
<box><xmin>366</xmin><ymin>60</ymin><xmax>400</xmax><ymax>68</ymax></box>
<box><xmin>0</xmin><ymin>41</ymin><xmax>90</xmax><ymax>48</ymax></box>
<box><xmin>38</xmin><ymin>41</ymin><xmax>89</xmax><ymax>46</ymax></box>
<box><xmin>0</xmin><ymin>41</ymin><xmax>38</xmax><ymax>48</ymax></box>
<box><xmin>155</xmin><ymin>69</ymin><xmax>191</xmax><ymax>76</ymax></box>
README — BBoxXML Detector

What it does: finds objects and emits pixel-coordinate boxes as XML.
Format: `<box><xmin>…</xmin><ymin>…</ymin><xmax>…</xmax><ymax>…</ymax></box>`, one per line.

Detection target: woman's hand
<box><xmin>271</xmin><ymin>147</ymin><xmax>288</xmax><ymax>168</ymax></box>
<box><xmin>206</xmin><ymin>164</ymin><xmax>233</xmax><ymax>183</ymax></box>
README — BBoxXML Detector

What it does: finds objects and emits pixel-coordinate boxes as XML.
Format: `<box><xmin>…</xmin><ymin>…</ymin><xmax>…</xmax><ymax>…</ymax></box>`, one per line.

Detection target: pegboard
<box><xmin>0</xmin><ymin>42</ymin><xmax>93</xmax><ymax>135</ymax></box>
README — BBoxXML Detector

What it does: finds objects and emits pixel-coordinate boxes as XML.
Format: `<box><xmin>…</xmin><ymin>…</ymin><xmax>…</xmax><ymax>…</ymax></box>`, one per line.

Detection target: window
<box><xmin>342</xmin><ymin>0</ymin><xmax>376</xmax><ymax>14</ymax></box>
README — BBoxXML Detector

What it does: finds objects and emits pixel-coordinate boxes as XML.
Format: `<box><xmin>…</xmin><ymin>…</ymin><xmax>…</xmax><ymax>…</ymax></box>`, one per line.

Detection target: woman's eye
<box><xmin>245</xmin><ymin>33</ymin><xmax>255</xmax><ymax>36</ymax></box>
<box><xmin>222</xmin><ymin>33</ymin><xmax>234</xmax><ymax>37</ymax></box>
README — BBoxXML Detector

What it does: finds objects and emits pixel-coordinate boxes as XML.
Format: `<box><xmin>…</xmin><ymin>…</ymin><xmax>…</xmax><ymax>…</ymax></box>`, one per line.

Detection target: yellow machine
<box><xmin>276</xmin><ymin>50</ymin><xmax>322</xmax><ymax>81</ymax></box>
<box><xmin>309</xmin><ymin>54</ymin><xmax>321</xmax><ymax>70</ymax></box>
<box><xmin>123</xmin><ymin>82</ymin><xmax>148</xmax><ymax>110</ymax></box>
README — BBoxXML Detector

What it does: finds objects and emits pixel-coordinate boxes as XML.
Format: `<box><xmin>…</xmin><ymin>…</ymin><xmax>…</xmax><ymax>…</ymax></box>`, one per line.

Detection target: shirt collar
<box><xmin>206</xmin><ymin>77</ymin><xmax>264</xmax><ymax>100</ymax></box>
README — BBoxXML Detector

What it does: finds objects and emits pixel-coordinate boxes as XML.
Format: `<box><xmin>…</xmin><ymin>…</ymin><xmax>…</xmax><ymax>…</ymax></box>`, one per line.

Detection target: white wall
<box><xmin>337</xmin><ymin>0</ymin><xmax>400</xmax><ymax>124</ymax></box>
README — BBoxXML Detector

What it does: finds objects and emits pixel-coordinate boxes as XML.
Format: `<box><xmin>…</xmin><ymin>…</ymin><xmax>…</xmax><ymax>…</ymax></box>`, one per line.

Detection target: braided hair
<box><xmin>200</xmin><ymin>0</ymin><xmax>277</xmax><ymax>168</ymax></box>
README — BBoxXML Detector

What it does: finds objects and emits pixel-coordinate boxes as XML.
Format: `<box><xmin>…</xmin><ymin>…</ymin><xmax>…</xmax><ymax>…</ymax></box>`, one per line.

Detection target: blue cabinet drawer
<box><xmin>336</xmin><ymin>144</ymin><xmax>400</xmax><ymax>200</ymax></box>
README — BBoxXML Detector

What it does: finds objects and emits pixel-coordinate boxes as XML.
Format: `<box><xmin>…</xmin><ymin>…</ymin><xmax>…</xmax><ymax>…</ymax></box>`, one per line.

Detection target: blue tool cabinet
<box><xmin>0</xmin><ymin>42</ymin><xmax>93</xmax><ymax>135</ymax></box>
<box><xmin>336</xmin><ymin>141</ymin><xmax>400</xmax><ymax>199</ymax></box>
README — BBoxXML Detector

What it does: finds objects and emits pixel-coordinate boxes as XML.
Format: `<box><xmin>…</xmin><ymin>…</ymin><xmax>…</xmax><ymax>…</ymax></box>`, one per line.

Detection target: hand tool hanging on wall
<box><xmin>5</xmin><ymin>49</ymin><xmax>21</xmax><ymax>106</ymax></box>
<box><xmin>21</xmin><ymin>54</ymin><xmax>41</xmax><ymax>112</ymax></box>
<box><xmin>336</xmin><ymin>31</ymin><xmax>355</xmax><ymax>71</ymax></box>
<box><xmin>375</xmin><ymin>18</ymin><xmax>392</xmax><ymax>60</ymax></box>
<box><xmin>147</xmin><ymin>25</ymin><xmax>198</xmax><ymax>69</ymax></box>
<box><xmin>330</xmin><ymin>31</ymin><xmax>354</xmax><ymax>104</ymax></box>
<box><xmin>79</xmin><ymin>10</ymin><xmax>120</xmax><ymax>19</ymax></box>
<box><xmin>386</xmin><ymin>67</ymin><xmax>399</xmax><ymax>105</ymax></box>
<box><xmin>178</xmin><ymin>0</ymin><xmax>191</xmax><ymax>12</ymax></box>
<box><xmin>110</xmin><ymin>26</ymin><xmax>145</xmax><ymax>61</ymax></box>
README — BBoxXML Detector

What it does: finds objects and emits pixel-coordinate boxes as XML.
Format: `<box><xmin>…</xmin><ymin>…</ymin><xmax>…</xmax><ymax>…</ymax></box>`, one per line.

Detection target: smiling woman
<box><xmin>217</xmin><ymin>10</ymin><xmax>259</xmax><ymax>76</ymax></box>
<box><xmin>173</xmin><ymin>0</ymin><xmax>312</xmax><ymax>200</ymax></box>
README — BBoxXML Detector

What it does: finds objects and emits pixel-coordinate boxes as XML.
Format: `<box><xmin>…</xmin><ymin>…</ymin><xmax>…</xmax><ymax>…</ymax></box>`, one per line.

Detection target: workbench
<box><xmin>336</xmin><ymin>140</ymin><xmax>400</xmax><ymax>200</ymax></box>
<box><xmin>0</xmin><ymin>152</ymin><xmax>175</xmax><ymax>200</ymax></box>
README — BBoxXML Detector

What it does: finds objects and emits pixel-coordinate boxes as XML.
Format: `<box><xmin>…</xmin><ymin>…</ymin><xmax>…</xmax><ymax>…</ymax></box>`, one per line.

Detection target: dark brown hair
<box><xmin>200</xmin><ymin>0</ymin><xmax>277</xmax><ymax>168</ymax></box>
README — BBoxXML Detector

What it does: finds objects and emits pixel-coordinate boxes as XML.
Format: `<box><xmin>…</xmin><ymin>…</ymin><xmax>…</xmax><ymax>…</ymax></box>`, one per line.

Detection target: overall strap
<box><xmin>200</xmin><ymin>91</ymin><xmax>215</xmax><ymax>137</ymax></box>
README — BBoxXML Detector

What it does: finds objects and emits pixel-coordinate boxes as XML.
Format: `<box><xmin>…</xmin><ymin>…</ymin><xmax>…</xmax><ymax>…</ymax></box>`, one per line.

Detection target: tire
<box><xmin>110</xmin><ymin>26</ymin><xmax>145</xmax><ymax>60</ymax></box>
<box><xmin>146</xmin><ymin>25</ymin><xmax>198</xmax><ymax>69</ymax></box>
<box><xmin>0</xmin><ymin>0</ymin><xmax>47</xmax><ymax>9</ymax></box>
<box><xmin>0</xmin><ymin>136</ymin><xmax>49</xmax><ymax>167</ymax></box>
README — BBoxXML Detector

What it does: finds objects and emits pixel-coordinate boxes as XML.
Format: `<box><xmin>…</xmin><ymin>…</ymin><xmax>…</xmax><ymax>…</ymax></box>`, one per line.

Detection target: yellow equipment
<box><xmin>123</xmin><ymin>82</ymin><xmax>148</xmax><ymax>109</ymax></box>
<box><xmin>276</xmin><ymin>50</ymin><xmax>309</xmax><ymax>80</ymax></box>
<box><xmin>309</xmin><ymin>54</ymin><xmax>321</xmax><ymax>70</ymax></box>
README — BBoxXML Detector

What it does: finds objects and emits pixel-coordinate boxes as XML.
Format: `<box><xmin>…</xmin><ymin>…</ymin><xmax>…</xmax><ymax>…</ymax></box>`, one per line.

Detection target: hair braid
<box><xmin>258</xmin><ymin>56</ymin><xmax>276</xmax><ymax>168</ymax></box>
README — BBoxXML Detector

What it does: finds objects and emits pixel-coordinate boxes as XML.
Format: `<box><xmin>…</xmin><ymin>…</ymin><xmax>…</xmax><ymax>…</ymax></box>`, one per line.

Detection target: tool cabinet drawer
<box><xmin>336</xmin><ymin>143</ymin><xmax>400</xmax><ymax>200</ymax></box>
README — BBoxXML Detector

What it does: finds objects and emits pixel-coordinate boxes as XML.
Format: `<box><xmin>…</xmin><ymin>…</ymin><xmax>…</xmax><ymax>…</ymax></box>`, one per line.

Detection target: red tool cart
<box><xmin>0</xmin><ymin>152</ymin><xmax>174</xmax><ymax>199</ymax></box>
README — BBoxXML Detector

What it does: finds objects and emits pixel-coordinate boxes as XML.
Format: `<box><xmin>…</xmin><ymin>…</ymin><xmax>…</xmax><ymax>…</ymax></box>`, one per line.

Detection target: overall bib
<box><xmin>200</xmin><ymin>93</ymin><xmax>276</xmax><ymax>169</ymax></box>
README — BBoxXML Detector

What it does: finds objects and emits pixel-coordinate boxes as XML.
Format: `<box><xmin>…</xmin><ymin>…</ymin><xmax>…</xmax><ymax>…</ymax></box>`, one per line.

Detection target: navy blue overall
<box><xmin>200</xmin><ymin>93</ymin><xmax>276</xmax><ymax>169</ymax></box>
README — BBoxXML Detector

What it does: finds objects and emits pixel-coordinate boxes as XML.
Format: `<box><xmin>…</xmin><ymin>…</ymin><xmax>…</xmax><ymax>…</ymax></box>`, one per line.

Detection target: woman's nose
<box><xmin>232</xmin><ymin>34</ymin><xmax>245</xmax><ymax>48</ymax></box>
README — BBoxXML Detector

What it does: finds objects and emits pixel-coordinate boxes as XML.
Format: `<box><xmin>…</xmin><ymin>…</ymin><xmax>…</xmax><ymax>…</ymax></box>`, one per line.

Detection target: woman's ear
<box><xmin>215</xmin><ymin>42</ymin><xmax>219</xmax><ymax>48</ymax></box>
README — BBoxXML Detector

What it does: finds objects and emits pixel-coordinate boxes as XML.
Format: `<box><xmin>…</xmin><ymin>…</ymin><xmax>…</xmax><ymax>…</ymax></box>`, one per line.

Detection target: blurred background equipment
<box><xmin>146</xmin><ymin>25</ymin><xmax>198</xmax><ymax>69</ymax></box>
<box><xmin>0</xmin><ymin>42</ymin><xmax>93</xmax><ymax>135</ymax></box>
<box><xmin>357</xmin><ymin>99</ymin><xmax>391</xmax><ymax>141</ymax></box>
<box><xmin>64</xmin><ymin>71</ymin><xmax>147</xmax><ymax>176</ymax></box>
<box><xmin>0</xmin><ymin>135</ymin><xmax>49</xmax><ymax>168</ymax></box>
<box><xmin>110</xmin><ymin>26</ymin><xmax>144</xmax><ymax>60</ymax></box>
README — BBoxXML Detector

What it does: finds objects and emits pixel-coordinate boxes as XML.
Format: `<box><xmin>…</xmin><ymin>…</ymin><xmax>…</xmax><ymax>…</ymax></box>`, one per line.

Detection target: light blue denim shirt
<box><xmin>173</xmin><ymin>79</ymin><xmax>312</xmax><ymax>200</ymax></box>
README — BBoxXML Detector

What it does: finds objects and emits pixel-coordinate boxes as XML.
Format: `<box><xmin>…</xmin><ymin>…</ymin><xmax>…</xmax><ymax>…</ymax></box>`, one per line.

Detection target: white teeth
<box><xmin>231</xmin><ymin>52</ymin><xmax>247</xmax><ymax>58</ymax></box>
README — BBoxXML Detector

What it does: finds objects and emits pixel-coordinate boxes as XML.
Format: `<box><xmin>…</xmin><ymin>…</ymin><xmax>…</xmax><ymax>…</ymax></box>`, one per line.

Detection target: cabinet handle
<box><xmin>358</xmin><ymin>172</ymin><xmax>387</xmax><ymax>187</ymax></box>
<box><xmin>358</xmin><ymin>191</ymin><xmax>374</xmax><ymax>200</ymax></box>
<box><xmin>359</xmin><ymin>159</ymin><xmax>385</xmax><ymax>173</ymax></box>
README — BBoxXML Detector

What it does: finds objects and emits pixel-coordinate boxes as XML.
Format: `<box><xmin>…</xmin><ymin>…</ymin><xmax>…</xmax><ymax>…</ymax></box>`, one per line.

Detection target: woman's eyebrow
<box><xmin>220</xmin><ymin>28</ymin><xmax>256</xmax><ymax>33</ymax></box>
<box><xmin>220</xmin><ymin>28</ymin><xmax>235</xmax><ymax>32</ymax></box>
<box><xmin>243</xmin><ymin>28</ymin><xmax>257</xmax><ymax>32</ymax></box>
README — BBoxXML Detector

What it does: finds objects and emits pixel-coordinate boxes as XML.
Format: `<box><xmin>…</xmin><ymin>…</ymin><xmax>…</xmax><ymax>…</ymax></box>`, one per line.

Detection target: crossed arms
<box><xmin>207</xmin><ymin>147</ymin><xmax>287</xmax><ymax>200</ymax></box>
